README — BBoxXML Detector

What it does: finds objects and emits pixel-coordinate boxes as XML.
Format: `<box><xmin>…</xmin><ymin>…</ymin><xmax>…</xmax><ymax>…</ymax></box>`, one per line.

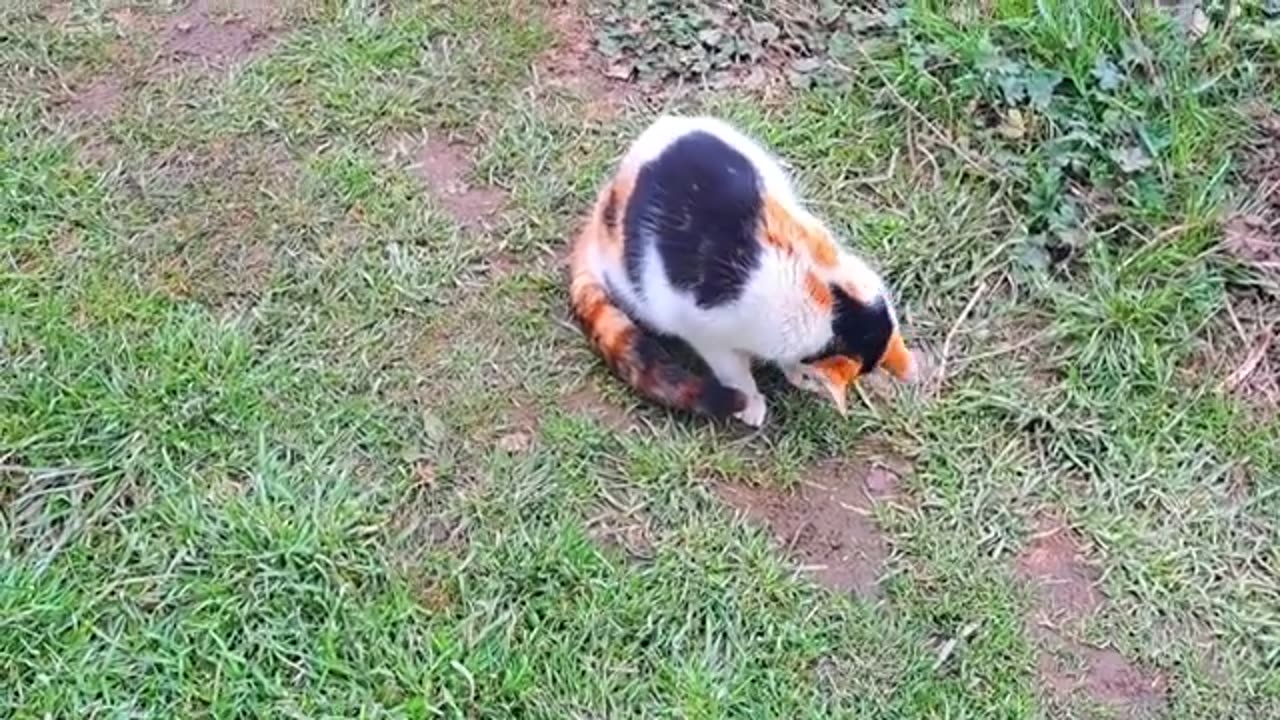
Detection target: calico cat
<box><xmin>569</xmin><ymin>115</ymin><xmax>917</xmax><ymax>427</ymax></box>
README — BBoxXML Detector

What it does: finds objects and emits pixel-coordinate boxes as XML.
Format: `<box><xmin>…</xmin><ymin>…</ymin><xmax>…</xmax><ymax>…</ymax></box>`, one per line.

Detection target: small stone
<box><xmin>412</xmin><ymin>460</ymin><xmax>436</xmax><ymax>487</ymax></box>
<box><xmin>496</xmin><ymin>431</ymin><xmax>532</xmax><ymax>453</ymax></box>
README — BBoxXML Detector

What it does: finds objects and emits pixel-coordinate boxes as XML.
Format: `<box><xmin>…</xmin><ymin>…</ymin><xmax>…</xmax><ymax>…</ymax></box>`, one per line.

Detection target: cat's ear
<box><xmin>811</xmin><ymin>356</ymin><xmax>861</xmax><ymax>415</ymax></box>
<box><xmin>880</xmin><ymin>332</ymin><xmax>917</xmax><ymax>382</ymax></box>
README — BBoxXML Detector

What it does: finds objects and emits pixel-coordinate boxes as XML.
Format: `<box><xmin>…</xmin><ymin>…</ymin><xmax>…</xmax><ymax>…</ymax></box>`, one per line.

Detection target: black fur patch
<box><xmin>631</xmin><ymin>332</ymin><xmax>672</xmax><ymax>371</ymax></box>
<box><xmin>803</xmin><ymin>285</ymin><xmax>894</xmax><ymax>371</ymax></box>
<box><xmin>699</xmin><ymin>382</ymin><xmax>747</xmax><ymax>416</ymax></box>
<box><xmin>623</xmin><ymin>130</ymin><xmax>763</xmax><ymax>308</ymax></box>
<box><xmin>629</xmin><ymin>320</ymin><xmax>746</xmax><ymax>417</ymax></box>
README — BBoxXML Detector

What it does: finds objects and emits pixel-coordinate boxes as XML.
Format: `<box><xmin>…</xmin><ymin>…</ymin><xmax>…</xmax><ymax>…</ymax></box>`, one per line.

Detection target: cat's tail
<box><xmin>569</xmin><ymin>188</ymin><xmax>746</xmax><ymax>419</ymax></box>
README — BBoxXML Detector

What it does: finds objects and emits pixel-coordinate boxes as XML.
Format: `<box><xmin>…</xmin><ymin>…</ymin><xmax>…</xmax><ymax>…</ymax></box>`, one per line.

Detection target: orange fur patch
<box><xmin>585</xmin><ymin>175</ymin><xmax>631</xmax><ymax>265</ymax></box>
<box><xmin>805</xmin><ymin>232</ymin><xmax>837</xmax><ymax>267</ymax></box>
<box><xmin>813</xmin><ymin>355</ymin><xmax>861</xmax><ymax>387</ymax></box>
<box><xmin>761</xmin><ymin>195</ymin><xmax>797</xmax><ymax>255</ymax></box>
<box><xmin>762</xmin><ymin>195</ymin><xmax>838</xmax><ymax>267</ymax></box>
<box><xmin>601</xmin><ymin>322</ymin><xmax>633</xmax><ymax>357</ymax></box>
<box><xmin>880</xmin><ymin>332</ymin><xmax>915</xmax><ymax>380</ymax></box>
<box><xmin>804</xmin><ymin>272</ymin><xmax>833</xmax><ymax>309</ymax></box>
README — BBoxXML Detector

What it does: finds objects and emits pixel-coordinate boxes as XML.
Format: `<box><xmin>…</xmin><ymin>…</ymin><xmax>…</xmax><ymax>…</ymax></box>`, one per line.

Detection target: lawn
<box><xmin>2</xmin><ymin>1</ymin><xmax>1278</xmax><ymax>718</ymax></box>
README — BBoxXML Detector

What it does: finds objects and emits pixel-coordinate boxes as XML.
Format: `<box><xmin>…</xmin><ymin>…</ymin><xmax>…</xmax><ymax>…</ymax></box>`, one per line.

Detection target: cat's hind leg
<box><xmin>697</xmin><ymin>347</ymin><xmax>766</xmax><ymax>427</ymax></box>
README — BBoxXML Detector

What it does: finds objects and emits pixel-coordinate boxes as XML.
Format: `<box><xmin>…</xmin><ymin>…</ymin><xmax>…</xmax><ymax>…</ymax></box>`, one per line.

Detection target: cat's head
<box><xmin>787</xmin><ymin>267</ymin><xmax>917</xmax><ymax>415</ymax></box>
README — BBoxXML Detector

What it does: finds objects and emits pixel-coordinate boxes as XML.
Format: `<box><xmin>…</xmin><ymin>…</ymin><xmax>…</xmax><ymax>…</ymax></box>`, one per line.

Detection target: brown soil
<box><xmin>1183</xmin><ymin>293</ymin><xmax>1279</xmax><ymax>417</ymax></box>
<box><xmin>1220</xmin><ymin>297</ymin><xmax>1278</xmax><ymax>415</ymax></box>
<box><xmin>389</xmin><ymin>473</ymin><xmax>471</xmax><ymax>559</ymax></box>
<box><xmin>565</xmin><ymin>383</ymin><xmax>636</xmax><ymax>431</ymax></box>
<box><xmin>495</xmin><ymin>430</ymin><xmax>534</xmax><ymax>454</ymax></box>
<box><xmin>64</xmin><ymin>76</ymin><xmax>124</xmax><ymax>120</ymax></box>
<box><xmin>1223</xmin><ymin>214</ymin><xmax>1280</xmax><ymax>273</ymax></box>
<box><xmin>535</xmin><ymin>0</ymin><xmax>637</xmax><ymax>120</ymax></box>
<box><xmin>716</xmin><ymin>459</ymin><xmax>900</xmax><ymax>598</ymax></box>
<box><xmin>1016</xmin><ymin>515</ymin><xmax>1167</xmax><ymax>716</ymax></box>
<box><xmin>151</xmin><ymin>215</ymin><xmax>275</xmax><ymax>308</ymax></box>
<box><xmin>47</xmin><ymin>0</ymin><xmax>298</xmax><ymax>133</ymax></box>
<box><xmin>1017</xmin><ymin>516</ymin><xmax>1105</xmax><ymax>619</ymax></box>
<box><xmin>136</xmin><ymin>142</ymin><xmax>297</xmax><ymax>308</ymax></box>
<box><xmin>1191</xmin><ymin>112</ymin><xmax>1280</xmax><ymax>414</ymax></box>
<box><xmin>392</xmin><ymin>133</ymin><xmax>506</xmax><ymax>230</ymax></box>
<box><xmin>161</xmin><ymin>0</ymin><xmax>285</xmax><ymax>66</ymax></box>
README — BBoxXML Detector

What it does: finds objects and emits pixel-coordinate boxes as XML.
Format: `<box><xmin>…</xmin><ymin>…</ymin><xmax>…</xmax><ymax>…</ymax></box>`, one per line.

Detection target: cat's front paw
<box><xmin>734</xmin><ymin>394</ymin><xmax>767</xmax><ymax>428</ymax></box>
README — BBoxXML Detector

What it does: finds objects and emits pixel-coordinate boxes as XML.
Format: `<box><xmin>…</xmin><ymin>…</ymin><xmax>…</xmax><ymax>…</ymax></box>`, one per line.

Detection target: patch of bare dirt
<box><xmin>42</xmin><ymin>0</ymin><xmax>300</xmax><ymax>122</ymax></box>
<box><xmin>133</xmin><ymin>142</ymin><xmax>298</xmax><ymax>309</ymax></box>
<box><xmin>1208</xmin><ymin>112</ymin><xmax>1280</xmax><ymax>414</ymax></box>
<box><xmin>565</xmin><ymin>383</ymin><xmax>636</xmax><ymax>431</ymax></box>
<box><xmin>534</xmin><ymin>0</ymin><xmax>637</xmax><ymax>120</ymax></box>
<box><xmin>63</xmin><ymin>76</ymin><xmax>124</xmax><ymax>120</ymax></box>
<box><xmin>152</xmin><ymin>216</ymin><xmax>275</xmax><ymax>308</ymax></box>
<box><xmin>40</xmin><ymin>2</ymin><xmax>73</xmax><ymax>24</ymax></box>
<box><xmin>716</xmin><ymin>459</ymin><xmax>901</xmax><ymax>598</ymax></box>
<box><xmin>1219</xmin><ymin>299</ymin><xmax>1279</xmax><ymax>415</ymax></box>
<box><xmin>160</xmin><ymin>0</ymin><xmax>286</xmax><ymax>67</ymax></box>
<box><xmin>1017</xmin><ymin>516</ymin><xmax>1105</xmax><ymax>619</ymax></box>
<box><xmin>1223</xmin><ymin>214</ymin><xmax>1280</xmax><ymax>275</ymax></box>
<box><xmin>389</xmin><ymin>132</ymin><xmax>506</xmax><ymax>231</ymax></box>
<box><xmin>1184</xmin><ymin>294</ymin><xmax>1279</xmax><ymax>418</ymax></box>
<box><xmin>1016</xmin><ymin>515</ymin><xmax>1167</xmax><ymax>716</ymax></box>
<box><xmin>496</xmin><ymin>430</ymin><xmax>534</xmax><ymax>454</ymax></box>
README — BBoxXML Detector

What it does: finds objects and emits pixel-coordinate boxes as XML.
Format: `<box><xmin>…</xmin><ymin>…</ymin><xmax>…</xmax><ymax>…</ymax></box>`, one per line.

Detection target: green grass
<box><xmin>3</xmin><ymin>0</ymin><xmax>1279</xmax><ymax>717</ymax></box>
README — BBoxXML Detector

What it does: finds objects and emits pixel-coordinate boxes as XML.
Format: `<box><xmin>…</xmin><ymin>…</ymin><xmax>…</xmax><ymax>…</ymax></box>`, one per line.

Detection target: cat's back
<box><xmin>616</xmin><ymin>116</ymin><xmax>795</xmax><ymax>310</ymax></box>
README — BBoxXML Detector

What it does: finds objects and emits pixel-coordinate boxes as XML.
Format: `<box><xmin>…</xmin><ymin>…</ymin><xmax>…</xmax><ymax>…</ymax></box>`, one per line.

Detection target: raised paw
<box><xmin>734</xmin><ymin>393</ymin><xmax>767</xmax><ymax>428</ymax></box>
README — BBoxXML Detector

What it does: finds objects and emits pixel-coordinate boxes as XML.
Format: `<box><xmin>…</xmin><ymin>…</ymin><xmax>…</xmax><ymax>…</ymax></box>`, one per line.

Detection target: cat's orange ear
<box><xmin>811</xmin><ymin>356</ymin><xmax>861</xmax><ymax>415</ymax></box>
<box><xmin>880</xmin><ymin>332</ymin><xmax>917</xmax><ymax>382</ymax></box>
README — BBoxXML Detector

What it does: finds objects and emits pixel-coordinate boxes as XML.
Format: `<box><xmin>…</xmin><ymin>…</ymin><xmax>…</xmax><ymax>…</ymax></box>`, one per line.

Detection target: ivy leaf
<box><xmin>1049</xmin><ymin>200</ymin><xmax>1081</xmax><ymax>230</ymax></box>
<box><xmin>819</xmin><ymin>0</ymin><xmax>843</xmax><ymax>24</ymax></box>
<box><xmin>1139</xmin><ymin>123</ymin><xmax>1173</xmax><ymax>154</ymax></box>
<box><xmin>1248</xmin><ymin>20</ymin><xmax>1280</xmax><ymax>42</ymax></box>
<box><xmin>1017</xmin><ymin>237</ymin><xmax>1053</xmax><ymax>272</ymax></box>
<box><xmin>827</xmin><ymin>30</ymin><xmax>857</xmax><ymax>61</ymax></box>
<box><xmin>1185</xmin><ymin>8</ymin><xmax>1210</xmax><ymax>42</ymax></box>
<box><xmin>597</xmin><ymin>34</ymin><xmax>624</xmax><ymax>58</ymax></box>
<box><xmin>1025</xmin><ymin>70</ymin><xmax>1062</xmax><ymax>110</ymax></box>
<box><xmin>752</xmin><ymin>21</ymin><xmax>781</xmax><ymax>44</ymax></box>
<box><xmin>1053</xmin><ymin>226</ymin><xmax>1088</xmax><ymax>250</ymax></box>
<box><xmin>975</xmin><ymin>38</ymin><xmax>1004</xmax><ymax>73</ymax></box>
<box><xmin>1093</xmin><ymin>56</ymin><xmax>1123</xmax><ymax>91</ymax></box>
<box><xmin>791</xmin><ymin>57</ymin><xmax>823</xmax><ymax>73</ymax></box>
<box><xmin>604</xmin><ymin>61</ymin><xmax>634</xmax><ymax>80</ymax></box>
<box><xmin>998</xmin><ymin>73</ymin><xmax>1026</xmax><ymax>104</ymax></box>
<box><xmin>1110</xmin><ymin>145</ymin><xmax>1152</xmax><ymax>174</ymax></box>
<box><xmin>846</xmin><ymin>11</ymin><xmax>885</xmax><ymax>33</ymax></box>
<box><xmin>787</xmin><ymin>70</ymin><xmax>814</xmax><ymax>89</ymax></box>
